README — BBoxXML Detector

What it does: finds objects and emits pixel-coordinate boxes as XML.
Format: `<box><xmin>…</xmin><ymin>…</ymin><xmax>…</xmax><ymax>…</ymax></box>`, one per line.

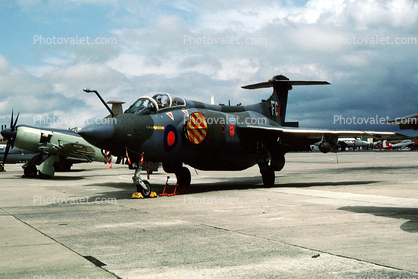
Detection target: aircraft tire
<box><xmin>140</xmin><ymin>180</ymin><xmax>151</xmax><ymax>198</ymax></box>
<box><xmin>24</xmin><ymin>166</ymin><xmax>37</xmax><ymax>178</ymax></box>
<box><xmin>176</xmin><ymin>167</ymin><xmax>191</xmax><ymax>188</ymax></box>
<box><xmin>262</xmin><ymin>170</ymin><xmax>275</xmax><ymax>187</ymax></box>
<box><xmin>54</xmin><ymin>162</ymin><xmax>72</xmax><ymax>172</ymax></box>
<box><xmin>39</xmin><ymin>172</ymin><xmax>51</xmax><ymax>179</ymax></box>
<box><xmin>0</xmin><ymin>165</ymin><xmax>3</xmax><ymax>172</ymax></box>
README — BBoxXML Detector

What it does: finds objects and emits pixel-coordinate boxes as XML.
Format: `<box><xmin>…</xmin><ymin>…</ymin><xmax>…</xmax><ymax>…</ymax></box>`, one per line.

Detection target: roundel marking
<box><xmin>164</xmin><ymin>124</ymin><xmax>178</xmax><ymax>152</ymax></box>
<box><xmin>167</xmin><ymin>131</ymin><xmax>176</xmax><ymax>146</ymax></box>
<box><xmin>186</xmin><ymin>112</ymin><xmax>207</xmax><ymax>144</ymax></box>
<box><xmin>229</xmin><ymin>124</ymin><xmax>235</xmax><ymax>137</ymax></box>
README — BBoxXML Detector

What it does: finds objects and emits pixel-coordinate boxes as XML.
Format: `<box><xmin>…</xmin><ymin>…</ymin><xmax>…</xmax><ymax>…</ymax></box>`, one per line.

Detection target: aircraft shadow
<box><xmin>338</xmin><ymin>206</ymin><xmax>418</xmax><ymax>233</ymax></box>
<box><xmin>19</xmin><ymin>175</ymin><xmax>85</xmax><ymax>181</ymax></box>
<box><xmin>187</xmin><ymin>179</ymin><xmax>378</xmax><ymax>194</ymax></box>
<box><xmin>83</xmin><ymin>179</ymin><xmax>379</xmax><ymax>201</ymax></box>
<box><xmin>325</xmin><ymin>165</ymin><xmax>418</xmax><ymax>174</ymax></box>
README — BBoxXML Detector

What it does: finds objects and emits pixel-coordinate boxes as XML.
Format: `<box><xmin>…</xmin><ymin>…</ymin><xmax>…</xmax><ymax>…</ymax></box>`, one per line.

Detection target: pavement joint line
<box><xmin>0</xmin><ymin>206</ymin><xmax>122</xmax><ymax>279</ymax></box>
<box><xmin>0</xmin><ymin>242</ymin><xmax>56</xmax><ymax>248</ymax></box>
<box><xmin>265</xmin><ymin>188</ymin><xmax>418</xmax><ymax>207</ymax></box>
<box><xmin>107</xmin><ymin>191</ymin><xmax>418</xmax><ymax>274</ymax></box>
<box><xmin>197</xmin><ymin>222</ymin><xmax>418</xmax><ymax>275</ymax></box>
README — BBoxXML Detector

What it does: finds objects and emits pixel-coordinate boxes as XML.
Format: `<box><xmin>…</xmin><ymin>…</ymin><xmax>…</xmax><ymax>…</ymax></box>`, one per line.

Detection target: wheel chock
<box><xmin>149</xmin><ymin>192</ymin><xmax>158</xmax><ymax>198</ymax></box>
<box><xmin>132</xmin><ymin>192</ymin><xmax>158</xmax><ymax>199</ymax></box>
<box><xmin>132</xmin><ymin>192</ymin><xmax>144</xmax><ymax>199</ymax></box>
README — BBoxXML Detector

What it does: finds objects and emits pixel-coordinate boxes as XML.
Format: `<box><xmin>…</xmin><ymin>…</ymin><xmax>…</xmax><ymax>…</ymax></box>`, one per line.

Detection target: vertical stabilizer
<box><xmin>267</xmin><ymin>75</ymin><xmax>292</xmax><ymax>126</ymax></box>
<box><xmin>242</xmin><ymin>75</ymin><xmax>330</xmax><ymax>126</ymax></box>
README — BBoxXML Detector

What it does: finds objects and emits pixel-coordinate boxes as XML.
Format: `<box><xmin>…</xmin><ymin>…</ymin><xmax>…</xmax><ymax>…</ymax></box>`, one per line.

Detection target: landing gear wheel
<box><xmin>262</xmin><ymin>170</ymin><xmax>275</xmax><ymax>187</ymax></box>
<box><xmin>137</xmin><ymin>180</ymin><xmax>151</xmax><ymax>198</ymax></box>
<box><xmin>0</xmin><ymin>165</ymin><xmax>4</xmax><ymax>172</ymax></box>
<box><xmin>176</xmin><ymin>167</ymin><xmax>191</xmax><ymax>187</ymax></box>
<box><xmin>39</xmin><ymin>172</ymin><xmax>51</xmax><ymax>179</ymax></box>
<box><xmin>24</xmin><ymin>166</ymin><xmax>37</xmax><ymax>177</ymax></box>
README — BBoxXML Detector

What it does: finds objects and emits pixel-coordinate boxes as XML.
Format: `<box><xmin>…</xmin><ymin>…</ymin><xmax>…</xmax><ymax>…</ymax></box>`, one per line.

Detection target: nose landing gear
<box><xmin>132</xmin><ymin>160</ymin><xmax>191</xmax><ymax>199</ymax></box>
<box><xmin>132</xmin><ymin>162</ymin><xmax>153</xmax><ymax>198</ymax></box>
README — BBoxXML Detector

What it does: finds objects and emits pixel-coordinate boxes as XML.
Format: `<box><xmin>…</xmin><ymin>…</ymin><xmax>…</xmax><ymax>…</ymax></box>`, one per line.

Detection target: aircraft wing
<box><xmin>238</xmin><ymin>124</ymin><xmax>406</xmax><ymax>152</ymax></box>
<box><xmin>239</xmin><ymin>124</ymin><xmax>401</xmax><ymax>138</ymax></box>
<box><xmin>39</xmin><ymin>142</ymin><xmax>97</xmax><ymax>162</ymax></box>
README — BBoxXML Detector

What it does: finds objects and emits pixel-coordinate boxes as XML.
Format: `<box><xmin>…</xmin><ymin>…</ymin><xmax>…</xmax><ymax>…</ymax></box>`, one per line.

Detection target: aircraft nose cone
<box><xmin>78</xmin><ymin>123</ymin><xmax>115</xmax><ymax>147</ymax></box>
<box><xmin>1</xmin><ymin>128</ymin><xmax>16</xmax><ymax>141</ymax></box>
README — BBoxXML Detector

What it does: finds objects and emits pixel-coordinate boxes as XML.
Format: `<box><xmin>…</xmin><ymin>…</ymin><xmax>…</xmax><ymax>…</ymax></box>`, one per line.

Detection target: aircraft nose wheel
<box><xmin>137</xmin><ymin>180</ymin><xmax>151</xmax><ymax>198</ymax></box>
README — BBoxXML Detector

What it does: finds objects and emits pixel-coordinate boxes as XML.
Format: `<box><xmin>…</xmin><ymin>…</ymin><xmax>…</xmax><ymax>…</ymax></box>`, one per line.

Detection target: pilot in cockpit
<box><xmin>154</xmin><ymin>94</ymin><xmax>170</xmax><ymax>109</ymax></box>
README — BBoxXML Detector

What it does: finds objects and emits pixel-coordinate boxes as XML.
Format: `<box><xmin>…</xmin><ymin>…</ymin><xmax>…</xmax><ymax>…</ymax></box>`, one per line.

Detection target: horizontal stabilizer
<box><xmin>242</xmin><ymin>79</ymin><xmax>330</xmax><ymax>90</ymax></box>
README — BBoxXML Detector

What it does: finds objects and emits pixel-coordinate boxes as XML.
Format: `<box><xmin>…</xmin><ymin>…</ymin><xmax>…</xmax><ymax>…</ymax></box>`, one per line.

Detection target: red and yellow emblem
<box><xmin>186</xmin><ymin>112</ymin><xmax>207</xmax><ymax>144</ymax></box>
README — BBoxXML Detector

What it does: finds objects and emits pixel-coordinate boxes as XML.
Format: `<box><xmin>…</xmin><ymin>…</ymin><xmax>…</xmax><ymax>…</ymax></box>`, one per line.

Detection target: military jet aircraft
<box><xmin>79</xmin><ymin>75</ymin><xmax>401</xmax><ymax>197</ymax></box>
<box><xmin>1</xmin><ymin>111</ymin><xmax>110</xmax><ymax>177</ymax></box>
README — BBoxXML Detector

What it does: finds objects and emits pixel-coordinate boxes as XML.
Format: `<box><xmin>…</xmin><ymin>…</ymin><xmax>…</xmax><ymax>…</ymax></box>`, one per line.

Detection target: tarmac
<box><xmin>1</xmin><ymin>150</ymin><xmax>418</xmax><ymax>279</ymax></box>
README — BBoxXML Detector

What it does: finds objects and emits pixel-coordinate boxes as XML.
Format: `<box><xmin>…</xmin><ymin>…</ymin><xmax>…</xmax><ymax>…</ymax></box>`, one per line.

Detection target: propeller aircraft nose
<box><xmin>1</xmin><ymin>128</ymin><xmax>16</xmax><ymax>141</ymax></box>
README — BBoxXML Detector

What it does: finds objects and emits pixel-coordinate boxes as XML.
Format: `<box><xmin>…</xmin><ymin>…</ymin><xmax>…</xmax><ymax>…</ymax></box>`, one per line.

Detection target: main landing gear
<box><xmin>132</xmin><ymin>161</ymin><xmax>191</xmax><ymax>198</ymax></box>
<box><xmin>257</xmin><ymin>140</ymin><xmax>285</xmax><ymax>187</ymax></box>
<box><xmin>260</xmin><ymin>169</ymin><xmax>275</xmax><ymax>187</ymax></box>
<box><xmin>22</xmin><ymin>154</ymin><xmax>62</xmax><ymax>179</ymax></box>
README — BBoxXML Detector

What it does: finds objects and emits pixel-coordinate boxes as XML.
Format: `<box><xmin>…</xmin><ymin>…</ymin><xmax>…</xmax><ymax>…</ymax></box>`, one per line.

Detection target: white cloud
<box><xmin>196</xmin><ymin>5</ymin><xmax>299</xmax><ymax>33</ymax></box>
<box><xmin>288</xmin><ymin>0</ymin><xmax>346</xmax><ymax>24</ymax></box>
<box><xmin>0</xmin><ymin>55</ymin><xmax>11</xmax><ymax>75</ymax></box>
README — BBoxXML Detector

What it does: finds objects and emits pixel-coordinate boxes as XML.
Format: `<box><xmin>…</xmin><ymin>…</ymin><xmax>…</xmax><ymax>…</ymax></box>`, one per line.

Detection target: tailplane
<box><xmin>242</xmin><ymin>75</ymin><xmax>329</xmax><ymax>126</ymax></box>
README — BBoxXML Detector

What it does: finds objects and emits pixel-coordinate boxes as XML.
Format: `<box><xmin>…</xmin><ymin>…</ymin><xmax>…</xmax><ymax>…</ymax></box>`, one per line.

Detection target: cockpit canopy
<box><xmin>125</xmin><ymin>93</ymin><xmax>186</xmax><ymax>115</ymax></box>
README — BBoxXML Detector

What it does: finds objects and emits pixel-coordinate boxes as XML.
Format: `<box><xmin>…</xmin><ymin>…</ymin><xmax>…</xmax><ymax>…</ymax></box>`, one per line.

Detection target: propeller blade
<box><xmin>10</xmin><ymin>109</ymin><xmax>13</xmax><ymax>129</ymax></box>
<box><xmin>3</xmin><ymin>140</ymin><xmax>11</xmax><ymax>167</ymax></box>
<box><xmin>12</xmin><ymin>111</ymin><xmax>20</xmax><ymax>129</ymax></box>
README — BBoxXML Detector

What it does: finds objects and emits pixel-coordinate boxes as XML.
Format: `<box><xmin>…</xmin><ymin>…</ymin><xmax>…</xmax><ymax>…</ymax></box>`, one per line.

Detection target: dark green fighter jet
<box><xmin>79</xmin><ymin>75</ymin><xmax>398</xmax><ymax>197</ymax></box>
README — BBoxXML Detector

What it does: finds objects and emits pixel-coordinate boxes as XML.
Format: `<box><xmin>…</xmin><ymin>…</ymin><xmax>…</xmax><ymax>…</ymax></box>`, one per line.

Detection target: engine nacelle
<box><xmin>14</xmin><ymin>126</ymin><xmax>42</xmax><ymax>152</ymax></box>
<box><xmin>318</xmin><ymin>142</ymin><xmax>332</xmax><ymax>153</ymax></box>
<box><xmin>271</xmin><ymin>154</ymin><xmax>285</xmax><ymax>171</ymax></box>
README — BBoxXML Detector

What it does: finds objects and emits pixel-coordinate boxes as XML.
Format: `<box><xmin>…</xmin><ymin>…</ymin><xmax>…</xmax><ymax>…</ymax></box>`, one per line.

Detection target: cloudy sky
<box><xmin>1</xmin><ymin>0</ymin><xmax>418</xmax><ymax>134</ymax></box>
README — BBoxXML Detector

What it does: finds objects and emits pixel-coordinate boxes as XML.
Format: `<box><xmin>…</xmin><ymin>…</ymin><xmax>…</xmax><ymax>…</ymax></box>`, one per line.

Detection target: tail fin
<box><xmin>242</xmin><ymin>75</ymin><xmax>329</xmax><ymax>126</ymax></box>
<box><xmin>382</xmin><ymin>140</ymin><xmax>392</xmax><ymax>149</ymax></box>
